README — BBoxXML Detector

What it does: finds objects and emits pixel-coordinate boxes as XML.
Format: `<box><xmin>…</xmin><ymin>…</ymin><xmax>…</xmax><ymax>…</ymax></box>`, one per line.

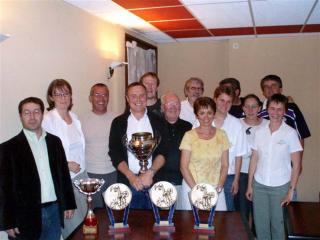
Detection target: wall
<box><xmin>0</xmin><ymin>0</ymin><xmax>127</xmax><ymax>142</ymax></box>
<box><xmin>158</xmin><ymin>36</ymin><xmax>320</xmax><ymax>201</ymax></box>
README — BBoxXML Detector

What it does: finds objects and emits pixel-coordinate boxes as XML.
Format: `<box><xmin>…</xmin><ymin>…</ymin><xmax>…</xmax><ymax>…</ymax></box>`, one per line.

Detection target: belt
<box><xmin>41</xmin><ymin>200</ymin><xmax>57</xmax><ymax>208</ymax></box>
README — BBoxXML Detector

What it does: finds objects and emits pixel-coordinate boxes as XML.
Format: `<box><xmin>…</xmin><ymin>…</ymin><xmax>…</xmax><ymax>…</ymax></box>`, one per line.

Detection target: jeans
<box><xmin>39</xmin><ymin>202</ymin><xmax>61</xmax><ymax>240</ymax></box>
<box><xmin>129</xmin><ymin>187</ymin><xmax>152</xmax><ymax>209</ymax></box>
<box><xmin>224</xmin><ymin>175</ymin><xmax>236</xmax><ymax>211</ymax></box>
<box><xmin>235</xmin><ymin>173</ymin><xmax>252</xmax><ymax>219</ymax></box>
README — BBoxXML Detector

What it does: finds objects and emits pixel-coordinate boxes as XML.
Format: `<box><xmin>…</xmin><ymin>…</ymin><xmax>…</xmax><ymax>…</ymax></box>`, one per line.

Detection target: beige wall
<box><xmin>158</xmin><ymin>36</ymin><xmax>320</xmax><ymax>201</ymax></box>
<box><xmin>1</xmin><ymin>0</ymin><xmax>127</xmax><ymax>142</ymax></box>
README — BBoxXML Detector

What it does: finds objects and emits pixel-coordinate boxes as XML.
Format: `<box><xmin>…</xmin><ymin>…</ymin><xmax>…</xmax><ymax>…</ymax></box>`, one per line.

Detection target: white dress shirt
<box><xmin>252</xmin><ymin>121</ymin><xmax>303</xmax><ymax>187</ymax></box>
<box><xmin>126</xmin><ymin>110</ymin><xmax>153</xmax><ymax>174</ymax></box>
<box><xmin>180</xmin><ymin>99</ymin><xmax>196</xmax><ymax>125</ymax></box>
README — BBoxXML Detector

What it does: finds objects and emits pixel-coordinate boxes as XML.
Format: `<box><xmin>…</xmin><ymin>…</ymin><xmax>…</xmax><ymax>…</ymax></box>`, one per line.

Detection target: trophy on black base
<box><xmin>74</xmin><ymin>178</ymin><xmax>105</xmax><ymax>235</ymax></box>
<box><xmin>103</xmin><ymin>183</ymin><xmax>132</xmax><ymax>234</ymax></box>
<box><xmin>149</xmin><ymin>181</ymin><xmax>177</xmax><ymax>233</ymax></box>
<box><xmin>122</xmin><ymin>132</ymin><xmax>161</xmax><ymax>174</ymax></box>
<box><xmin>190</xmin><ymin>183</ymin><xmax>219</xmax><ymax>235</ymax></box>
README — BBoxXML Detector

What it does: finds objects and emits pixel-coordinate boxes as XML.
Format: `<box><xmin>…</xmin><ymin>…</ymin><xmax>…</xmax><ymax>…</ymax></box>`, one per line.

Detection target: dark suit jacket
<box><xmin>0</xmin><ymin>131</ymin><xmax>76</xmax><ymax>239</ymax></box>
<box><xmin>109</xmin><ymin>111</ymin><xmax>168</xmax><ymax>186</ymax></box>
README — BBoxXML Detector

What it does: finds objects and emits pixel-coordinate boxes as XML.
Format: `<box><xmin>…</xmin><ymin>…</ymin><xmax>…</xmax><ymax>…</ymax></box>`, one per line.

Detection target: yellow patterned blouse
<box><xmin>179</xmin><ymin>128</ymin><xmax>230</xmax><ymax>186</ymax></box>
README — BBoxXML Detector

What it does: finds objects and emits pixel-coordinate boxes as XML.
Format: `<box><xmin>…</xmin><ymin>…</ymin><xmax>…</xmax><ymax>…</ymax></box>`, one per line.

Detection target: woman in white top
<box><xmin>42</xmin><ymin>79</ymin><xmax>87</xmax><ymax>239</ymax></box>
<box><xmin>238</xmin><ymin>94</ymin><xmax>267</xmax><ymax>220</ymax></box>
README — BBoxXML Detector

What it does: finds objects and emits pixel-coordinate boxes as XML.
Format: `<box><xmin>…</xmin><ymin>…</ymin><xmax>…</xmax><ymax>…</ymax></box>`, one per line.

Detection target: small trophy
<box><xmin>122</xmin><ymin>132</ymin><xmax>161</xmax><ymax>173</ymax></box>
<box><xmin>149</xmin><ymin>181</ymin><xmax>177</xmax><ymax>233</ymax></box>
<box><xmin>190</xmin><ymin>183</ymin><xmax>219</xmax><ymax>235</ymax></box>
<box><xmin>74</xmin><ymin>178</ymin><xmax>105</xmax><ymax>235</ymax></box>
<box><xmin>103</xmin><ymin>183</ymin><xmax>132</xmax><ymax>234</ymax></box>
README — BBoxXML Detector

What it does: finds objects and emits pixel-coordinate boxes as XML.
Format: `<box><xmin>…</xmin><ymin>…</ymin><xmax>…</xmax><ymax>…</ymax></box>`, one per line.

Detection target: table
<box><xmin>69</xmin><ymin>209</ymin><xmax>252</xmax><ymax>240</ymax></box>
<box><xmin>284</xmin><ymin>202</ymin><xmax>320</xmax><ymax>239</ymax></box>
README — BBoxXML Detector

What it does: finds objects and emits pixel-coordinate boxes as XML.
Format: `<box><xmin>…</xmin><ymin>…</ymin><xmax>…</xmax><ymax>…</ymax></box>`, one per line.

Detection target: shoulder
<box><xmin>177</xmin><ymin>118</ymin><xmax>192</xmax><ymax>130</ymax></box>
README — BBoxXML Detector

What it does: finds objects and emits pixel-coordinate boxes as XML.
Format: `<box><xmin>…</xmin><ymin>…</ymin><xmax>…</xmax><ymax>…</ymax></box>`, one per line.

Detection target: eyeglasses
<box><xmin>165</xmin><ymin>102</ymin><xmax>180</xmax><ymax>108</ymax></box>
<box><xmin>190</xmin><ymin>87</ymin><xmax>203</xmax><ymax>91</ymax></box>
<box><xmin>92</xmin><ymin>93</ymin><xmax>108</xmax><ymax>97</ymax></box>
<box><xmin>246</xmin><ymin>127</ymin><xmax>252</xmax><ymax>135</ymax></box>
<box><xmin>244</xmin><ymin>104</ymin><xmax>259</xmax><ymax>109</ymax></box>
<box><xmin>22</xmin><ymin>109</ymin><xmax>42</xmax><ymax>117</ymax></box>
<box><xmin>53</xmin><ymin>92</ymin><xmax>70</xmax><ymax>98</ymax></box>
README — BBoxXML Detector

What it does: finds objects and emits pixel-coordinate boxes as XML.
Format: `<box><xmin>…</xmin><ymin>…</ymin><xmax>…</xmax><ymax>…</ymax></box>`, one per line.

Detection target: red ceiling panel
<box><xmin>256</xmin><ymin>25</ymin><xmax>302</xmax><ymax>34</ymax></box>
<box><xmin>165</xmin><ymin>29</ymin><xmax>211</xmax><ymax>38</ymax></box>
<box><xmin>303</xmin><ymin>24</ymin><xmax>320</xmax><ymax>32</ymax></box>
<box><xmin>151</xmin><ymin>19</ymin><xmax>203</xmax><ymax>31</ymax></box>
<box><xmin>130</xmin><ymin>6</ymin><xmax>194</xmax><ymax>22</ymax></box>
<box><xmin>210</xmin><ymin>27</ymin><xmax>255</xmax><ymax>36</ymax></box>
<box><xmin>112</xmin><ymin>0</ymin><xmax>182</xmax><ymax>10</ymax></box>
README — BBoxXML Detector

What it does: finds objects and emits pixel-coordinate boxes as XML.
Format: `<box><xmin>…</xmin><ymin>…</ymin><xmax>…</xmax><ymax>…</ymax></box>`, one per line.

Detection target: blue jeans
<box><xmin>129</xmin><ymin>187</ymin><xmax>152</xmax><ymax>209</ymax></box>
<box><xmin>235</xmin><ymin>173</ymin><xmax>252</xmax><ymax>219</ymax></box>
<box><xmin>39</xmin><ymin>202</ymin><xmax>61</xmax><ymax>240</ymax></box>
<box><xmin>224</xmin><ymin>175</ymin><xmax>236</xmax><ymax>211</ymax></box>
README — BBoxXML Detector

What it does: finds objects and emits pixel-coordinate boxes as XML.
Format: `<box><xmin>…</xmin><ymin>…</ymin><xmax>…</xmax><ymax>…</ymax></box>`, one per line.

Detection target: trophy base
<box><xmin>153</xmin><ymin>221</ymin><xmax>175</xmax><ymax>233</ymax></box>
<box><xmin>108</xmin><ymin>223</ymin><xmax>130</xmax><ymax>234</ymax></box>
<box><xmin>83</xmin><ymin>224</ymin><xmax>98</xmax><ymax>235</ymax></box>
<box><xmin>192</xmin><ymin>224</ymin><xmax>215</xmax><ymax>235</ymax></box>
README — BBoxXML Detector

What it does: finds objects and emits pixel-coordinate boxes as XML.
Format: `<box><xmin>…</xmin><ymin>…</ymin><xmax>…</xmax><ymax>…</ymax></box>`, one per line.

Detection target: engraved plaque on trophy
<box><xmin>149</xmin><ymin>181</ymin><xmax>177</xmax><ymax>233</ymax></box>
<box><xmin>122</xmin><ymin>132</ymin><xmax>161</xmax><ymax>174</ymax></box>
<box><xmin>190</xmin><ymin>183</ymin><xmax>219</xmax><ymax>235</ymax></box>
<box><xmin>74</xmin><ymin>178</ymin><xmax>105</xmax><ymax>235</ymax></box>
<box><xmin>103</xmin><ymin>183</ymin><xmax>132</xmax><ymax>234</ymax></box>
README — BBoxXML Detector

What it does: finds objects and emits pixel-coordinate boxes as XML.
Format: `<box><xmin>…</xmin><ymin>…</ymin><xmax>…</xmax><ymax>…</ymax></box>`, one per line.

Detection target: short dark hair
<box><xmin>242</xmin><ymin>94</ymin><xmax>262</xmax><ymax>107</ymax></box>
<box><xmin>219</xmin><ymin>78</ymin><xmax>241</xmax><ymax>92</ymax></box>
<box><xmin>139</xmin><ymin>72</ymin><xmax>160</xmax><ymax>86</ymax></box>
<box><xmin>90</xmin><ymin>83</ymin><xmax>109</xmax><ymax>96</ymax></box>
<box><xmin>213</xmin><ymin>85</ymin><xmax>235</xmax><ymax>101</ymax></box>
<box><xmin>18</xmin><ymin>97</ymin><xmax>45</xmax><ymax>114</ymax></box>
<box><xmin>46</xmin><ymin>79</ymin><xmax>73</xmax><ymax>111</ymax></box>
<box><xmin>260</xmin><ymin>74</ymin><xmax>283</xmax><ymax>91</ymax></box>
<box><xmin>125</xmin><ymin>82</ymin><xmax>146</xmax><ymax>96</ymax></box>
<box><xmin>194</xmin><ymin>97</ymin><xmax>216</xmax><ymax>115</ymax></box>
<box><xmin>266</xmin><ymin>93</ymin><xmax>288</xmax><ymax>111</ymax></box>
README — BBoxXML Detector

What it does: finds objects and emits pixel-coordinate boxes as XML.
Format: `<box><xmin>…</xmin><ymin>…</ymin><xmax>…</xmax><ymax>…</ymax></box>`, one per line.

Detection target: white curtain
<box><xmin>126</xmin><ymin>41</ymin><xmax>156</xmax><ymax>84</ymax></box>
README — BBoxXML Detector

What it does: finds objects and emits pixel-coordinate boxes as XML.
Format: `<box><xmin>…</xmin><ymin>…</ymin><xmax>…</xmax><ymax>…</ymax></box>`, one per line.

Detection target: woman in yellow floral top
<box><xmin>180</xmin><ymin>97</ymin><xmax>230</xmax><ymax>210</ymax></box>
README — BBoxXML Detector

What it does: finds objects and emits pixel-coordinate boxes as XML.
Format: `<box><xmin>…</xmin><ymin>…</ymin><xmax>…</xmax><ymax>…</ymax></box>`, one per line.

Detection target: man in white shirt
<box><xmin>82</xmin><ymin>83</ymin><xmax>117</xmax><ymax>208</ymax></box>
<box><xmin>246</xmin><ymin>94</ymin><xmax>302</xmax><ymax>240</ymax></box>
<box><xmin>109</xmin><ymin>82</ymin><xmax>167</xmax><ymax>209</ymax></box>
<box><xmin>180</xmin><ymin>77</ymin><xmax>204</xmax><ymax>125</ymax></box>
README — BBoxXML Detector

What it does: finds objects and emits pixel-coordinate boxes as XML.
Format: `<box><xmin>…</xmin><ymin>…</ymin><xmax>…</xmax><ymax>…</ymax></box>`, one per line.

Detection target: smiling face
<box><xmin>186</xmin><ymin>81</ymin><xmax>204</xmax><ymax>103</ymax></box>
<box><xmin>126</xmin><ymin>85</ymin><xmax>147</xmax><ymax>116</ymax></box>
<box><xmin>161</xmin><ymin>93</ymin><xmax>180</xmax><ymax>123</ymax></box>
<box><xmin>267</xmin><ymin>101</ymin><xmax>285</xmax><ymax>124</ymax></box>
<box><xmin>214</xmin><ymin>93</ymin><xmax>233</xmax><ymax>116</ymax></box>
<box><xmin>89</xmin><ymin>85</ymin><xmax>109</xmax><ymax>114</ymax></box>
<box><xmin>50</xmin><ymin>85</ymin><xmax>72</xmax><ymax>111</ymax></box>
<box><xmin>243</xmin><ymin>97</ymin><xmax>261</xmax><ymax>120</ymax></box>
<box><xmin>196</xmin><ymin>106</ymin><xmax>215</xmax><ymax>128</ymax></box>
<box><xmin>20</xmin><ymin>102</ymin><xmax>43</xmax><ymax>134</ymax></box>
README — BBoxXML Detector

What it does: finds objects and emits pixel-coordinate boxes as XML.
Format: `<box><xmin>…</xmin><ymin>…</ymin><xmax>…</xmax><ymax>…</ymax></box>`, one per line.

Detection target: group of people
<box><xmin>0</xmin><ymin>73</ymin><xmax>310</xmax><ymax>240</ymax></box>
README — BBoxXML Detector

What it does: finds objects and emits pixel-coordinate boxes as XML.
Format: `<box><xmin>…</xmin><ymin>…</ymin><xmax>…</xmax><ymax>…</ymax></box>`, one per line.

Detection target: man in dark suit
<box><xmin>109</xmin><ymin>82</ymin><xmax>167</xmax><ymax>209</ymax></box>
<box><xmin>0</xmin><ymin>97</ymin><xmax>76</xmax><ymax>240</ymax></box>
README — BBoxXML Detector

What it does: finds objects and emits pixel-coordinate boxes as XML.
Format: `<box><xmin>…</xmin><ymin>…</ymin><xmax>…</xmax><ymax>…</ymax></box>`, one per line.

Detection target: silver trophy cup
<box><xmin>123</xmin><ymin>132</ymin><xmax>161</xmax><ymax>174</ymax></box>
<box><xmin>74</xmin><ymin>178</ymin><xmax>105</xmax><ymax>234</ymax></box>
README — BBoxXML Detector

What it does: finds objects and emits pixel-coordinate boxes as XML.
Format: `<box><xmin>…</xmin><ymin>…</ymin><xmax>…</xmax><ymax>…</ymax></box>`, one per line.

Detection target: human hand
<box><xmin>281</xmin><ymin>189</ymin><xmax>294</xmax><ymax>206</ymax></box>
<box><xmin>231</xmin><ymin>180</ymin><xmax>239</xmax><ymax>195</ymax></box>
<box><xmin>139</xmin><ymin>170</ymin><xmax>154</xmax><ymax>188</ymax></box>
<box><xmin>64</xmin><ymin>210</ymin><xmax>74</xmax><ymax>219</ymax></box>
<box><xmin>246</xmin><ymin>186</ymin><xmax>253</xmax><ymax>201</ymax></box>
<box><xmin>128</xmin><ymin>174</ymin><xmax>144</xmax><ymax>191</ymax></box>
<box><xmin>68</xmin><ymin>161</ymin><xmax>81</xmax><ymax>173</ymax></box>
<box><xmin>6</xmin><ymin>228</ymin><xmax>20</xmax><ymax>238</ymax></box>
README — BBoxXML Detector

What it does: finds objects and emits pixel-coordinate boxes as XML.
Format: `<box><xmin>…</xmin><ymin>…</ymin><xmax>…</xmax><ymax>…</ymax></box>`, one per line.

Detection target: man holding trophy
<box><xmin>109</xmin><ymin>82</ymin><xmax>168</xmax><ymax>209</ymax></box>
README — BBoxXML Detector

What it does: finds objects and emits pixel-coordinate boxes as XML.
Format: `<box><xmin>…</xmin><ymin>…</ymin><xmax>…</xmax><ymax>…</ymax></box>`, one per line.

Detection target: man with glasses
<box><xmin>180</xmin><ymin>77</ymin><xmax>204</xmax><ymax>125</ymax></box>
<box><xmin>81</xmin><ymin>83</ymin><xmax>117</xmax><ymax>209</ymax></box>
<box><xmin>0</xmin><ymin>97</ymin><xmax>76</xmax><ymax>240</ymax></box>
<box><xmin>156</xmin><ymin>92</ymin><xmax>192</xmax><ymax>209</ymax></box>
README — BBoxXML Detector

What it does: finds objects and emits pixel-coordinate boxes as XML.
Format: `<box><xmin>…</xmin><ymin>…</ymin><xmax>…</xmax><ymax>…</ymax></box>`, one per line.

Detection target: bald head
<box><xmin>161</xmin><ymin>92</ymin><xmax>181</xmax><ymax>124</ymax></box>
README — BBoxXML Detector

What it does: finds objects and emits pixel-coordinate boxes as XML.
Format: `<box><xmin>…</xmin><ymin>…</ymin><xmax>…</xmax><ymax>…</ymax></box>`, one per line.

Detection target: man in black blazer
<box><xmin>0</xmin><ymin>97</ymin><xmax>76</xmax><ymax>240</ymax></box>
<box><xmin>109</xmin><ymin>82</ymin><xmax>168</xmax><ymax>209</ymax></box>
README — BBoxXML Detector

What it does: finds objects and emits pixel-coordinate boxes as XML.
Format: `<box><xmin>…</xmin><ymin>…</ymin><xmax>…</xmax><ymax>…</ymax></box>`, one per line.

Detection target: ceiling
<box><xmin>65</xmin><ymin>0</ymin><xmax>320</xmax><ymax>43</ymax></box>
